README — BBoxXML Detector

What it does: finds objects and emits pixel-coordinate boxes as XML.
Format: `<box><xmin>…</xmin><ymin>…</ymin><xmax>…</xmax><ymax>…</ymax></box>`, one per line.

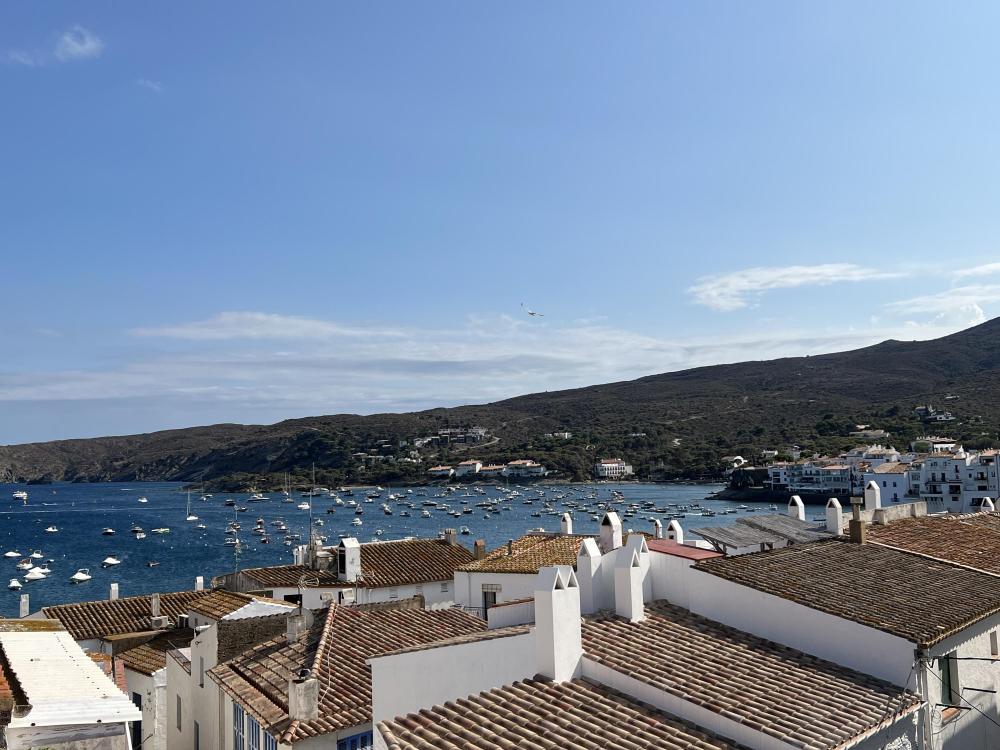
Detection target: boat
<box><xmin>151</xmin><ymin>528</ymin><xmax>171</xmax><ymax>534</ymax></box>
<box><xmin>44</xmin><ymin>526</ymin><xmax>58</xmax><ymax>533</ymax></box>
<box><xmin>8</xmin><ymin>579</ymin><xmax>21</xmax><ymax>590</ymax></box>
<box><xmin>12</xmin><ymin>490</ymin><xmax>28</xmax><ymax>502</ymax></box>
<box><xmin>102</xmin><ymin>528</ymin><xmax>115</xmax><ymax>536</ymax></box>
<box><xmin>24</xmin><ymin>568</ymin><xmax>47</xmax><ymax>581</ymax></box>
<box><xmin>102</xmin><ymin>556</ymin><xmax>122</xmax><ymax>567</ymax></box>
<box><xmin>131</xmin><ymin>525</ymin><xmax>144</xmax><ymax>533</ymax></box>
<box><xmin>135</xmin><ymin>532</ymin><xmax>147</xmax><ymax>540</ymax></box>
<box><xmin>460</xmin><ymin>526</ymin><xmax>471</xmax><ymax>535</ymax></box>
<box><xmin>195</xmin><ymin>523</ymin><xmax>207</xmax><ymax>530</ymax></box>
<box><xmin>16</xmin><ymin>560</ymin><xmax>33</xmax><ymax>571</ymax></box>
<box><xmin>185</xmin><ymin>492</ymin><xmax>199</xmax><ymax>521</ymax></box>
<box><xmin>297</xmin><ymin>502</ymin><xmax>310</xmax><ymax>511</ymax></box>
<box><xmin>146</xmin><ymin>561</ymin><xmax>159</xmax><ymax>568</ymax></box>
<box><xmin>137</xmin><ymin>496</ymin><xmax>148</xmax><ymax>503</ymax></box>
<box><xmin>35</xmin><ymin>564</ymin><xmax>51</xmax><ymax>574</ymax></box>
<box><xmin>351</xmin><ymin>517</ymin><xmax>363</xmax><ymax>526</ymax></box>
<box><xmin>2</xmin><ymin>551</ymin><xmax>18</xmax><ymax>558</ymax></box>
<box><xmin>29</xmin><ymin>550</ymin><xmax>43</xmax><ymax>559</ymax></box>
<box><xmin>70</xmin><ymin>568</ymin><xmax>92</xmax><ymax>583</ymax></box>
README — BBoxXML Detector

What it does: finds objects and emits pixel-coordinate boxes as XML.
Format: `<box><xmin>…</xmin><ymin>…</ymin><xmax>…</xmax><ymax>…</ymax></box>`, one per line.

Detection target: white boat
<box><xmin>297</xmin><ymin>502</ymin><xmax>310</xmax><ymax>510</ymax></box>
<box><xmin>102</xmin><ymin>528</ymin><xmax>115</xmax><ymax>536</ymax></box>
<box><xmin>102</xmin><ymin>556</ymin><xmax>122</xmax><ymax>567</ymax></box>
<box><xmin>138</xmin><ymin>496</ymin><xmax>149</xmax><ymax>503</ymax></box>
<box><xmin>8</xmin><ymin>579</ymin><xmax>21</xmax><ymax>590</ymax></box>
<box><xmin>3</xmin><ymin>551</ymin><xmax>19</xmax><ymax>559</ymax></box>
<box><xmin>16</xmin><ymin>559</ymin><xmax>33</xmax><ymax>571</ymax></box>
<box><xmin>351</xmin><ymin>517</ymin><xmax>363</xmax><ymax>526</ymax></box>
<box><xmin>24</xmin><ymin>568</ymin><xmax>47</xmax><ymax>581</ymax></box>
<box><xmin>185</xmin><ymin>492</ymin><xmax>199</xmax><ymax>521</ymax></box>
<box><xmin>70</xmin><ymin>568</ymin><xmax>92</xmax><ymax>583</ymax></box>
<box><xmin>29</xmin><ymin>550</ymin><xmax>43</xmax><ymax>559</ymax></box>
<box><xmin>12</xmin><ymin>490</ymin><xmax>28</xmax><ymax>502</ymax></box>
<box><xmin>35</xmin><ymin>564</ymin><xmax>51</xmax><ymax>574</ymax></box>
<box><xmin>195</xmin><ymin>523</ymin><xmax>207</xmax><ymax>530</ymax></box>
<box><xmin>135</xmin><ymin>532</ymin><xmax>147</xmax><ymax>539</ymax></box>
<box><xmin>151</xmin><ymin>528</ymin><xmax>171</xmax><ymax>534</ymax></box>
<box><xmin>44</xmin><ymin>526</ymin><xmax>58</xmax><ymax>533</ymax></box>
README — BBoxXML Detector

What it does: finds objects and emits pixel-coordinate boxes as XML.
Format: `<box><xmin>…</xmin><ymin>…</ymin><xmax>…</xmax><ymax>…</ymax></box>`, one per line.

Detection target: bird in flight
<box><xmin>521</xmin><ymin>302</ymin><xmax>544</xmax><ymax>317</ymax></box>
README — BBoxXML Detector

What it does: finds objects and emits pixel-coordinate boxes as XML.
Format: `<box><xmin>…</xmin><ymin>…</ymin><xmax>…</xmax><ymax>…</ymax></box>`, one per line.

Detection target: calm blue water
<box><xmin>0</xmin><ymin>481</ymin><xmax>775</xmax><ymax>616</ymax></box>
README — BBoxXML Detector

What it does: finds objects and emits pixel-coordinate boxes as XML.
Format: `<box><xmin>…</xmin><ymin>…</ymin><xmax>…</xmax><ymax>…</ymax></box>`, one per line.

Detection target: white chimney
<box><xmin>652</xmin><ymin>519</ymin><xmax>663</xmax><ymax>539</ymax></box>
<box><xmin>666</xmin><ymin>519</ymin><xmax>683</xmax><ymax>544</ymax></box>
<box><xmin>599</xmin><ymin>512</ymin><xmax>623</xmax><ymax>553</ymax></box>
<box><xmin>443</xmin><ymin>528</ymin><xmax>458</xmax><ymax>546</ymax></box>
<box><xmin>982</xmin><ymin>497</ymin><xmax>996</xmax><ymax>512</ymax></box>
<box><xmin>110</xmin><ymin>583</ymin><xmax>119</xmax><ymax>601</ymax></box>
<box><xmin>560</xmin><ymin>513</ymin><xmax>573</xmax><ymax>535</ymax></box>
<box><xmin>195</xmin><ymin>576</ymin><xmax>204</xmax><ymax>591</ymax></box>
<box><xmin>614</xmin><ymin>548</ymin><xmax>644</xmax><ymax>622</ymax></box>
<box><xmin>624</xmin><ymin>534</ymin><xmax>652</xmax><ymax>601</ymax></box>
<box><xmin>288</xmin><ymin>676</ymin><xmax>319</xmax><ymax>721</ymax></box>
<box><xmin>19</xmin><ymin>594</ymin><xmax>29</xmax><ymax>619</ymax></box>
<box><xmin>287</xmin><ymin>608</ymin><xmax>314</xmax><ymax>643</ymax></box>
<box><xmin>339</xmin><ymin>538</ymin><xmax>361</xmax><ymax>583</ymax></box>
<box><xmin>826</xmin><ymin>497</ymin><xmax>843</xmax><ymax>534</ymax></box>
<box><xmin>151</xmin><ymin>593</ymin><xmax>161</xmax><ymax>618</ymax></box>
<box><xmin>788</xmin><ymin>495</ymin><xmax>805</xmax><ymax>521</ymax></box>
<box><xmin>864</xmin><ymin>481</ymin><xmax>882</xmax><ymax>511</ymax></box>
<box><xmin>534</xmin><ymin>566</ymin><xmax>582</xmax><ymax>683</ymax></box>
<box><xmin>575</xmin><ymin>538</ymin><xmax>601</xmax><ymax>615</ymax></box>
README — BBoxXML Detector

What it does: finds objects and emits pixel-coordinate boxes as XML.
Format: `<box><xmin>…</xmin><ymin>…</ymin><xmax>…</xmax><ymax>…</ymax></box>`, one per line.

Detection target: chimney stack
<box><xmin>110</xmin><ymin>583</ymin><xmax>119</xmax><ymax>601</ymax></box>
<box><xmin>195</xmin><ymin>576</ymin><xmax>204</xmax><ymax>591</ymax></box>
<box><xmin>787</xmin><ymin>495</ymin><xmax>805</xmax><ymax>521</ymax></box>
<box><xmin>506</xmin><ymin>539</ymin><xmax>514</xmax><ymax>556</ymax></box>
<box><xmin>652</xmin><ymin>519</ymin><xmax>663</xmax><ymax>539</ymax></box>
<box><xmin>982</xmin><ymin>497</ymin><xmax>996</xmax><ymax>512</ymax></box>
<box><xmin>599</xmin><ymin>512</ymin><xmax>623</xmax><ymax>553</ymax></box>
<box><xmin>614</xmin><ymin>548</ymin><xmax>644</xmax><ymax>623</ymax></box>
<box><xmin>443</xmin><ymin>528</ymin><xmax>457</xmax><ymax>546</ymax></box>
<box><xmin>575</xmin><ymin>539</ymin><xmax>601</xmax><ymax>614</ymax></box>
<box><xmin>864</xmin><ymin>481</ymin><xmax>882</xmax><ymax>511</ymax></box>
<box><xmin>560</xmin><ymin>513</ymin><xmax>573</xmax><ymax>535</ymax></box>
<box><xmin>19</xmin><ymin>594</ymin><xmax>29</xmax><ymax>619</ymax></box>
<box><xmin>287</xmin><ymin>608</ymin><xmax>314</xmax><ymax>643</ymax></box>
<box><xmin>825</xmin><ymin>497</ymin><xmax>843</xmax><ymax>535</ymax></box>
<box><xmin>849</xmin><ymin>497</ymin><xmax>867</xmax><ymax>544</ymax></box>
<box><xmin>288</xmin><ymin>675</ymin><xmax>319</xmax><ymax>721</ymax></box>
<box><xmin>534</xmin><ymin>566</ymin><xmax>582</xmax><ymax>682</ymax></box>
<box><xmin>151</xmin><ymin>592</ymin><xmax>161</xmax><ymax>618</ymax></box>
<box><xmin>474</xmin><ymin>539</ymin><xmax>487</xmax><ymax>560</ymax></box>
<box><xmin>338</xmin><ymin>538</ymin><xmax>361</xmax><ymax>582</ymax></box>
<box><xmin>666</xmin><ymin>520</ymin><xmax>683</xmax><ymax>544</ymax></box>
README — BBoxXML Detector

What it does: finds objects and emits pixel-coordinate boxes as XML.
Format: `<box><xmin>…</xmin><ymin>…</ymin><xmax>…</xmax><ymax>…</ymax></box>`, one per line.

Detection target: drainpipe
<box><xmin>915</xmin><ymin>649</ymin><xmax>935</xmax><ymax>750</ymax></box>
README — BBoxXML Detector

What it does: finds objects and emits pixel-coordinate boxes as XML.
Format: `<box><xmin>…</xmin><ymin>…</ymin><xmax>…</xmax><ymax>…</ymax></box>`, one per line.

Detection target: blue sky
<box><xmin>3</xmin><ymin>2</ymin><xmax>1000</xmax><ymax>443</ymax></box>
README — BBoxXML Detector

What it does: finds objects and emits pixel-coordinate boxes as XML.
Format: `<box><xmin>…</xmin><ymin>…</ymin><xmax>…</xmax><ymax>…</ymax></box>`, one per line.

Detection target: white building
<box><xmin>862</xmin><ymin>461</ymin><xmax>910</xmax><ymax>504</ymax></box>
<box><xmin>594</xmin><ymin>458</ymin><xmax>634</xmax><ymax>479</ymax></box>
<box><xmin>504</xmin><ymin>460</ymin><xmax>547</xmax><ymax>478</ymax></box>
<box><xmin>216</xmin><ymin>535</ymin><xmax>473</xmax><ymax>610</ymax></box>
<box><xmin>453</xmin><ymin>460</ymin><xmax>482</xmax><ymax>477</ymax></box>
<box><xmin>425</xmin><ymin>465</ymin><xmax>453</xmax><ymax>479</ymax></box>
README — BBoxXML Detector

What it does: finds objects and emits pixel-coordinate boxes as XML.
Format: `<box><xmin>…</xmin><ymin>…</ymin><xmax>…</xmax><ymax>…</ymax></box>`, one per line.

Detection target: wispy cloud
<box><xmin>885</xmin><ymin>284</ymin><xmax>1000</xmax><ymax>328</ymax></box>
<box><xmin>953</xmin><ymin>262</ymin><xmax>1000</xmax><ymax>281</ymax></box>
<box><xmin>689</xmin><ymin>263</ymin><xmax>904</xmax><ymax>311</ymax></box>
<box><xmin>130</xmin><ymin>311</ymin><xmax>405</xmax><ymax>340</ymax></box>
<box><xmin>54</xmin><ymin>26</ymin><xmax>104</xmax><ymax>62</ymax></box>
<box><xmin>137</xmin><ymin>78</ymin><xmax>162</xmax><ymax>93</ymax></box>
<box><xmin>6</xmin><ymin>50</ymin><xmax>39</xmax><ymax>67</ymax></box>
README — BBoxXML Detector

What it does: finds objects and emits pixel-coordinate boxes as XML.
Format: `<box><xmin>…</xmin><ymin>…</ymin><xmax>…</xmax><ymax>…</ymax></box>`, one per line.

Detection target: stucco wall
<box><xmin>370</xmin><ymin>631</ymin><xmax>536</xmax><ymax>728</ymax></box>
<box><xmin>454</xmin><ymin>571</ymin><xmax>537</xmax><ymax>610</ymax></box>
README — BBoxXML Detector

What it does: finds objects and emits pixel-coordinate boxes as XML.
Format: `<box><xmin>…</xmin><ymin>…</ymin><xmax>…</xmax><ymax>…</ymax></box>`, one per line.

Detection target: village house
<box><xmin>215</xmin><ymin>535</ymin><xmax>473</xmax><ymax>610</ymax></box>
<box><xmin>503</xmin><ymin>459</ymin><xmax>547</xmax><ymax>478</ymax></box>
<box><xmin>209</xmin><ymin>599</ymin><xmax>485</xmax><ymax>750</ymax></box>
<box><xmin>593</xmin><ymin>458</ymin><xmax>633</xmax><ymax>479</ymax></box>
<box><xmin>424</xmin><ymin>465</ymin><xmax>453</xmax><ymax>479</ymax></box>
<box><xmin>452</xmin><ymin>460</ymin><xmax>481</xmax><ymax>477</ymax></box>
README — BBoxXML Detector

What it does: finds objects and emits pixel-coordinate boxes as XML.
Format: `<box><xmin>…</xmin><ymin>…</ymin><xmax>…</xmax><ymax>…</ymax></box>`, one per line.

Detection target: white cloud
<box><xmin>137</xmin><ymin>78</ymin><xmax>162</xmax><ymax>93</ymax></box>
<box><xmin>952</xmin><ymin>262</ymin><xmax>1000</xmax><ymax>281</ymax></box>
<box><xmin>130</xmin><ymin>311</ymin><xmax>405</xmax><ymax>340</ymax></box>
<box><xmin>53</xmin><ymin>26</ymin><xmax>104</xmax><ymax>62</ymax></box>
<box><xmin>689</xmin><ymin>263</ymin><xmax>904</xmax><ymax>311</ymax></box>
<box><xmin>885</xmin><ymin>284</ymin><xmax>1000</xmax><ymax>328</ymax></box>
<box><xmin>6</xmin><ymin>50</ymin><xmax>39</xmax><ymax>67</ymax></box>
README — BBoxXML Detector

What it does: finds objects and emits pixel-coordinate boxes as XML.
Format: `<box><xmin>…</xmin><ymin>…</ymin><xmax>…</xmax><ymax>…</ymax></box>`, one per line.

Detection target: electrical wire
<box><xmin>925</xmin><ymin>659</ymin><xmax>1000</xmax><ymax>733</ymax></box>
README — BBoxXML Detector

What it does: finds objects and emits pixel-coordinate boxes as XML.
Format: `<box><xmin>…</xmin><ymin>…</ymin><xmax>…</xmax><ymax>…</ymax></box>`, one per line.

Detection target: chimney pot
<box><xmin>787</xmin><ymin>495</ymin><xmax>805</xmax><ymax>521</ymax></box>
<box><xmin>599</xmin><ymin>512</ymin><xmax>623</xmax><ymax>553</ymax></box>
<box><xmin>534</xmin><ymin>566</ymin><xmax>582</xmax><ymax>682</ymax></box>
<box><xmin>473</xmin><ymin>539</ymin><xmax>487</xmax><ymax>560</ymax></box>
<box><xmin>195</xmin><ymin>576</ymin><xmax>204</xmax><ymax>591</ymax></box>
<box><xmin>825</xmin><ymin>498</ymin><xmax>843</xmax><ymax>535</ymax></box>
<box><xmin>666</xmin><ymin>520</ymin><xmax>683</xmax><ymax>544</ymax></box>
<box><xmin>848</xmin><ymin>497</ymin><xmax>866</xmax><ymax>544</ymax></box>
<box><xmin>506</xmin><ymin>539</ymin><xmax>514</xmax><ymax>556</ymax></box>
<box><xmin>110</xmin><ymin>583</ymin><xmax>119</xmax><ymax>601</ymax></box>
<box><xmin>443</xmin><ymin>528</ymin><xmax>457</xmax><ymax>546</ymax></box>
<box><xmin>614</xmin><ymin>549</ymin><xmax>645</xmax><ymax>623</ymax></box>
<box><xmin>288</xmin><ymin>676</ymin><xmax>319</xmax><ymax>721</ymax></box>
<box><xmin>652</xmin><ymin>519</ymin><xmax>663</xmax><ymax>539</ymax></box>
<box><xmin>560</xmin><ymin>513</ymin><xmax>573</xmax><ymax>535</ymax></box>
<box><xmin>19</xmin><ymin>594</ymin><xmax>29</xmax><ymax>619</ymax></box>
<box><xmin>864</xmin><ymin>481</ymin><xmax>882</xmax><ymax>511</ymax></box>
<box><xmin>151</xmin><ymin>592</ymin><xmax>161</xmax><ymax>618</ymax></box>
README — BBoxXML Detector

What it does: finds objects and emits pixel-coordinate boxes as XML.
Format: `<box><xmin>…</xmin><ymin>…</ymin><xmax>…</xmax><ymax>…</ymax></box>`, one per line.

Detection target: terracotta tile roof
<box><xmin>188</xmin><ymin>590</ymin><xmax>285</xmax><ymax>620</ymax></box>
<box><xmin>210</xmin><ymin>604</ymin><xmax>486</xmax><ymax>744</ymax></box>
<box><xmin>582</xmin><ymin>602</ymin><xmax>921</xmax><ymax>750</ymax></box>
<box><xmin>457</xmin><ymin>534</ymin><xmax>586</xmax><ymax>574</ymax></box>
<box><xmin>696</xmin><ymin>539</ymin><xmax>1000</xmax><ymax>646</ymax></box>
<box><xmin>872</xmin><ymin>462</ymin><xmax>909</xmax><ymax>473</ymax></box>
<box><xmin>378</xmin><ymin>624</ymin><xmax>530</xmax><ymax>657</ymax></box>
<box><xmin>241</xmin><ymin>538</ymin><xmax>473</xmax><ymax>590</ymax></box>
<box><xmin>378</xmin><ymin>677</ymin><xmax>745</xmax><ymax>750</ymax></box>
<box><xmin>647</xmin><ymin>539</ymin><xmax>723</xmax><ymax>560</ymax></box>
<box><xmin>118</xmin><ymin>630</ymin><xmax>196</xmax><ymax>675</ymax></box>
<box><xmin>867</xmin><ymin>514</ymin><xmax>1000</xmax><ymax>576</ymax></box>
<box><xmin>42</xmin><ymin>590</ymin><xmax>208</xmax><ymax>641</ymax></box>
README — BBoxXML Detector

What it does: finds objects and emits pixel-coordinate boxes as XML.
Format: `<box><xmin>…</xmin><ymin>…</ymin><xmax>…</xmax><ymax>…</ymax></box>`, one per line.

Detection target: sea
<box><xmin>0</xmin><ymin>480</ymin><xmax>782</xmax><ymax>617</ymax></box>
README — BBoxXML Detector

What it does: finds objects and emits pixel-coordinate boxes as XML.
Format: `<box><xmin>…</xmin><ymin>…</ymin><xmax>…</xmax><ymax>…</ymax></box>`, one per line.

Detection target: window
<box><xmin>234</xmin><ymin>704</ymin><xmax>246</xmax><ymax>750</ymax></box>
<box><xmin>263</xmin><ymin>733</ymin><xmax>277</xmax><ymax>750</ymax></box>
<box><xmin>199</xmin><ymin>656</ymin><xmax>205</xmax><ymax>688</ymax></box>
<box><xmin>991</xmin><ymin>631</ymin><xmax>998</xmax><ymax>657</ymax></box>
<box><xmin>247</xmin><ymin>715</ymin><xmax>261</xmax><ymax>750</ymax></box>
<box><xmin>337</xmin><ymin>732</ymin><xmax>373</xmax><ymax>750</ymax></box>
<box><xmin>389</xmin><ymin>587</ymin><xmax>398</xmax><ymax>599</ymax></box>
<box><xmin>939</xmin><ymin>653</ymin><xmax>960</xmax><ymax>706</ymax></box>
<box><xmin>194</xmin><ymin>721</ymin><xmax>200</xmax><ymax>750</ymax></box>
<box><xmin>482</xmin><ymin>590</ymin><xmax>497</xmax><ymax>612</ymax></box>
<box><xmin>131</xmin><ymin>692</ymin><xmax>143</xmax><ymax>750</ymax></box>
<box><xmin>176</xmin><ymin>696</ymin><xmax>182</xmax><ymax>731</ymax></box>
<box><xmin>440</xmin><ymin>582</ymin><xmax>449</xmax><ymax>593</ymax></box>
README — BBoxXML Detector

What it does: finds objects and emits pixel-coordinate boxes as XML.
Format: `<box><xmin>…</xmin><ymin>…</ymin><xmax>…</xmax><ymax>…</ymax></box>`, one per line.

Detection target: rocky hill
<box><xmin>4</xmin><ymin>318</ymin><xmax>1000</xmax><ymax>485</ymax></box>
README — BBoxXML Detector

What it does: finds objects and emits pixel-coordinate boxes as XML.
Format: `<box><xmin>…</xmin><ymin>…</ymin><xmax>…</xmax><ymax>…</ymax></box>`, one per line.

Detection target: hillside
<box><xmin>4</xmin><ymin>318</ymin><xmax>1000</xmax><ymax>486</ymax></box>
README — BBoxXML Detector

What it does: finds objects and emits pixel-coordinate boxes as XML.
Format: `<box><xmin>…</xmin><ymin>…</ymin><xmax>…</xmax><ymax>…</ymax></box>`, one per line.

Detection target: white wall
<box><xmin>189</xmin><ymin>627</ymin><xmax>222</xmax><ymax>750</ymax></box>
<box><xmin>259</xmin><ymin>580</ymin><xmax>454</xmax><ymax>610</ymax></box>
<box><xmin>124</xmin><ymin>668</ymin><xmax>165</xmax><ymax>750</ymax></box>
<box><xmin>165</xmin><ymin>651</ymin><xmax>193</xmax><ymax>750</ymax></box>
<box><xmin>649</xmin><ymin>553</ymin><xmax>699</xmax><ymax>609</ymax></box>
<box><xmin>686</xmin><ymin>569</ymin><xmax>916</xmax><ymax>687</ymax></box>
<box><xmin>454</xmin><ymin>571</ymin><xmax>537</xmax><ymax>610</ymax></box>
<box><xmin>487</xmin><ymin>600</ymin><xmax>534</xmax><ymax>628</ymax></box>
<box><xmin>370</xmin><ymin>631</ymin><xmax>536</xmax><ymax>730</ymax></box>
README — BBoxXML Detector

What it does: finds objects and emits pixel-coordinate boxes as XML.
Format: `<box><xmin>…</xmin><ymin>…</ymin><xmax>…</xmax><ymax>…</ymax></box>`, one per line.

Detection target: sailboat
<box><xmin>185</xmin><ymin>491</ymin><xmax>199</xmax><ymax>521</ymax></box>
